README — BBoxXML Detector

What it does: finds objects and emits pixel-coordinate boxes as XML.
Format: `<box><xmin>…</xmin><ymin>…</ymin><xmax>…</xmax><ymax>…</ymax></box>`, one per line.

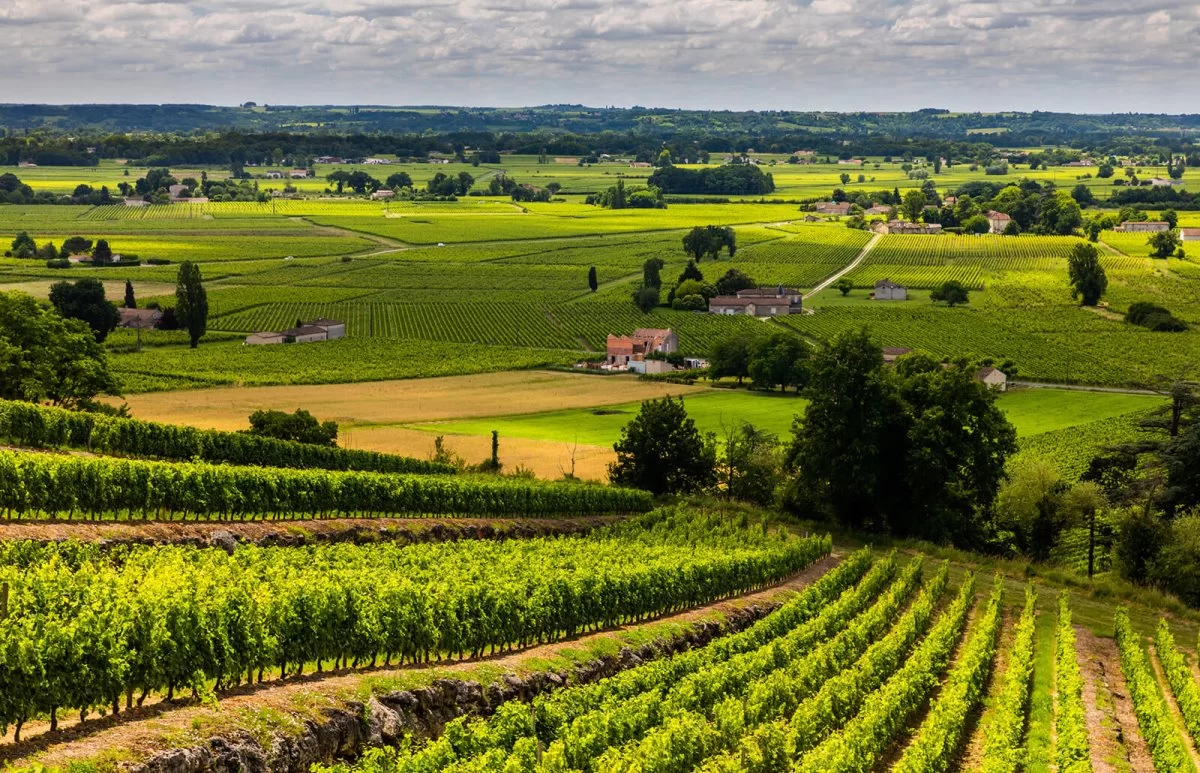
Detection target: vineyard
<box><xmin>0</xmin><ymin>449</ymin><xmax>651</xmax><ymax>520</ymax></box>
<box><xmin>265</xmin><ymin>548</ymin><xmax>1200</xmax><ymax>773</ymax></box>
<box><xmin>0</xmin><ymin>510</ymin><xmax>830</xmax><ymax>739</ymax></box>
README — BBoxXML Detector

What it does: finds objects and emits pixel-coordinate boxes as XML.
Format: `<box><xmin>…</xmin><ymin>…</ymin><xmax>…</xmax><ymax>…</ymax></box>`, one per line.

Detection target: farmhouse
<box><xmin>803</xmin><ymin>214</ymin><xmax>823</xmax><ymax>222</ymax></box>
<box><xmin>814</xmin><ymin>202</ymin><xmax>852</xmax><ymax>216</ymax></box>
<box><xmin>371</xmin><ymin>189</ymin><xmax>396</xmax><ymax>200</ymax></box>
<box><xmin>314</xmin><ymin>156</ymin><xmax>343</xmax><ymax>164</ymax></box>
<box><xmin>167</xmin><ymin>184</ymin><xmax>189</xmax><ymax>199</ymax></box>
<box><xmin>265</xmin><ymin>171</ymin><xmax>284</xmax><ymax>179</ymax></box>
<box><xmin>1116</xmin><ymin>221</ymin><xmax>1170</xmax><ymax>233</ymax></box>
<box><xmin>864</xmin><ymin>205</ymin><xmax>892</xmax><ymax>216</ymax></box>
<box><xmin>290</xmin><ymin>169</ymin><xmax>309</xmax><ymax>178</ymax></box>
<box><xmin>986</xmin><ymin>211</ymin><xmax>1012</xmax><ymax>234</ymax></box>
<box><xmin>838</xmin><ymin>158</ymin><xmax>864</xmax><ymax>166</ymax></box>
<box><xmin>873</xmin><ymin>279</ymin><xmax>908</xmax><ymax>301</ymax></box>
<box><xmin>976</xmin><ymin>367</ymin><xmax>1008</xmax><ymax>391</ymax></box>
<box><xmin>244</xmin><ymin>318</ymin><xmax>345</xmax><ymax>346</ymax></box>
<box><xmin>629</xmin><ymin>161</ymin><xmax>652</xmax><ymax>168</ymax></box>
<box><xmin>118</xmin><ymin>308</ymin><xmax>163</xmax><ymax>328</ymax></box>
<box><xmin>1180</xmin><ymin>228</ymin><xmax>1200</xmax><ymax>242</ymax></box>
<box><xmin>882</xmin><ymin>346</ymin><xmax>912</xmax><ymax>363</ymax></box>
<box><xmin>709</xmin><ymin>286</ymin><xmax>801</xmax><ymax>317</ymax></box>
<box><xmin>364</xmin><ymin>158</ymin><xmax>391</xmax><ymax>165</ymax></box>
<box><xmin>872</xmin><ymin>220</ymin><xmax>943</xmax><ymax>235</ymax></box>
<box><xmin>1148</xmin><ymin>178</ymin><xmax>1182</xmax><ymax>187</ymax></box>
<box><xmin>605</xmin><ymin>328</ymin><xmax>678</xmax><ymax>366</ymax></box>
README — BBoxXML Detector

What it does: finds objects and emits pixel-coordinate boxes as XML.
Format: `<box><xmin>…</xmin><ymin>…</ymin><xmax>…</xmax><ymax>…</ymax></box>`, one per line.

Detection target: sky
<box><xmin>1</xmin><ymin>0</ymin><xmax>1198</xmax><ymax>112</ymax></box>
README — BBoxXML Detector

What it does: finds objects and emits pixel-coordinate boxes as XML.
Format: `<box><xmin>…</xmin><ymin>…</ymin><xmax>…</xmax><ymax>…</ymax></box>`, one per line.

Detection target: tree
<box><xmin>61</xmin><ymin>236</ymin><xmax>92</xmax><ymax>256</ymax></box>
<box><xmin>900</xmin><ymin>190</ymin><xmax>927</xmax><ymax>221</ymax></box>
<box><xmin>49</xmin><ymin>278</ymin><xmax>120</xmax><ymax>342</ymax></box>
<box><xmin>124</xmin><ymin>280</ymin><xmax>136</xmax><ymax>309</ymax></box>
<box><xmin>326</xmin><ymin>170</ymin><xmax>350</xmax><ymax>193</ymax></box>
<box><xmin>715</xmin><ymin>269</ymin><xmax>755</xmax><ymax>296</ymax></box>
<box><xmin>839</xmin><ymin>172</ymin><xmax>851</xmax><ymax>185</ymax></box>
<box><xmin>678</xmin><ymin>260</ymin><xmax>704</xmax><ymax>284</ymax></box>
<box><xmin>91</xmin><ymin>239</ymin><xmax>113</xmax><ymax>265</ymax></box>
<box><xmin>748</xmin><ymin>333</ymin><xmax>810</xmax><ymax>392</ymax></box>
<box><xmin>587</xmin><ymin>266</ymin><xmax>598</xmax><ymax>293</ymax></box>
<box><xmin>633</xmin><ymin>285</ymin><xmax>660</xmax><ymax>312</ymax></box>
<box><xmin>719</xmin><ymin>423</ymin><xmax>783</xmax><ymax>506</ymax></box>
<box><xmin>0</xmin><ymin>290</ymin><xmax>118</xmax><ymax>408</ymax></box>
<box><xmin>832</xmin><ymin>278</ymin><xmax>853</xmax><ymax>296</ymax></box>
<box><xmin>930</xmin><ymin>280</ymin><xmax>970</xmax><ymax>306</ymax></box>
<box><xmin>1168</xmin><ymin>156</ymin><xmax>1186</xmax><ymax>180</ymax></box>
<box><xmin>175</xmin><ymin>261</ymin><xmax>208</xmax><ymax>348</ymax></box>
<box><xmin>385</xmin><ymin>172</ymin><xmax>413</xmax><ymax>190</ymax></box>
<box><xmin>1071</xmin><ymin>184</ymin><xmax>1095</xmax><ymax>206</ymax></box>
<box><xmin>642</xmin><ymin>258</ymin><xmax>664</xmax><ymax>289</ymax></box>
<box><xmin>1067</xmin><ymin>242</ymin><xmax>1107</xmax><ymax>305</ymax></box>
<box><xmin>709</xmin><ymin>334</ymin><xmax>753</xmax><ymax>384</ymax></box>
<box><xmin>1097</xmin><ymin>162</ymin><xmax>1114</xmax><ymax>178</ymax></box>
<box><xmin>1161</xmin><ymin>209</ymin><xmax>1178</xmax><ymax>229</ymax></box>
<box><xmin>962</xmin><ymin>214</ymin><xmax>990</xmax><ymax>234</ymax></box>
<box><xmin>995</xmin><ymin>461</ymin><xmax>1069</xmax><ymax>561</ymax></box>
<box><xmin>246</xmin><ymin>408</ymin><xmax>338</xmax><ymax>446</ymax></box>
<box><xmin>1148</xmin><ymin>229</ymin><xmax>1181</xmax><ymax>259</ymax></box>
<box><xmin>1162</xmin><ymin>422</ymin><xmax>1200</xmax><ymax>515</ymax></box>
<box><xmin>784</xmin><ymin>330</ymin><xmax>905</xmax><ymax>531</ymax></box>
<box><xmin>11</xmin><ymin>231</ymin><xmax>35</xmax><ymax>258</ymax></box>
<box><xmin>608</xmin><ymin>397</ymin><xmax>716</xmax><ymax>495</ymax></box>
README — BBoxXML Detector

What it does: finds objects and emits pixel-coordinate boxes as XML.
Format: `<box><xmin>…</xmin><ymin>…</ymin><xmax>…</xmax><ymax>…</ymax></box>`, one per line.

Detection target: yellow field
<box><xmin>112</xmin><ymin>369</ymin><xmax>706</xmax><ymax>431</ymax></box>
<box><xmin>0</xmin><ymin>279</ymin><xmax>177</xmax><ymax>299</ymax></box>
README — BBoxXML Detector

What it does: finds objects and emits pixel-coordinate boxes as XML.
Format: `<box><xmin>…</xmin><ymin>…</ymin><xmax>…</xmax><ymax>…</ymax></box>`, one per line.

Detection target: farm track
<box><xmin>803</xmin><ymin>231</ymin><xmax>880</xmax><ymax>299</ymax></box>
<box><xmin>1077</xmin><ymin>626</ymin><xmax>1154</xmax><ymax>773</ymax></box>
<box><xmin>2</xmin><ymin>553</ymin><xmax>844</xmax><ymax>771</ymax></box>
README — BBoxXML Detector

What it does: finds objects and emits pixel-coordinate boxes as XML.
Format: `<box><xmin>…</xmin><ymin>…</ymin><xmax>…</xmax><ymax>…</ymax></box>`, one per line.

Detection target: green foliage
<box><xmin>0</xmin><ymin>448</ymin><xmax>650</xmax><ymax>520</ymax></box>
<box><xmin>609</xmin><ymin>397</ymin><xmax>717</xmax><ymax>496</ymax></box>
<box><xmin>0</xmin><ymin>398</ymin><xmax>451</xmax><ymax>474</ymax></box>
<box><xmin>930</xmin><ymin>279</ymin><xmax>969</xmax><ymax>306</ymax></box>
<box><xmin>0</xmin><ymin>291</ymin><xmax>118</xmax><ymax>408</ymax></box>
<box><xmin>247</xmin><ymin>408</ymin><xmax>338</xmax><ymax>446</ymax></box>
<box><xmin>1114</xmin><ymin>607</ymin><xmax>1196</xmax><ymax>772</ymax></box>
<box><xmin>175</xmin><ymin>260</ymin><xmax>208</xmax><ymax>348</ymax></box>
<box><xmin>1148</xmin><ymin>229</ymin><xmax>1181</xmax><ymax>259</ymax></box>
<box><xmin>747</xmin><ymin>333</ymin><xmax>809</xmax><ymax>393</ymax></box>
<box><xmin>0</xmin><ymin>511</ymin><xmax>826</xmax><ymax>737</ymax></box>
<box><xmin>1067</xmin><ymin>242</ymin><xmax>1107</xmax><ymax>306</ymax></box>
<box><xmin>1156</xmin><ymin>619</ymin><xmax>1200</xmax><ymax>746</ymax></box>
<box><xmin>1054</xmin><ymin>593</ymin><xmax>1093</xmax><ymax>772</ymax></box>
<box><xmin>649</xmin><ymin>164</ymin><xmax>775</xmax><ymax>196</ymax></box>
<box><xmin>682</xmin><ymin>226</ymin><xmax>737</xmax><ymax>261</ymax></box>
<box><xmin>49</xmin><ymin>278</ymin><xmax>121</xmax><ymax>342</ymax></box>
<box><xmin>978</xmin><ymin>586</ymin><xmax>1038</xmax><ymax>773</ymax></box>
<box><xmin>1127</xmin><ymin>301</ymin><xmax>1188</xmax><ymax>332</ymax></box>
<box><xmin>715</xmin><ymin>269</ymin><xmax>755</xmax><ymax>296</ymax></box>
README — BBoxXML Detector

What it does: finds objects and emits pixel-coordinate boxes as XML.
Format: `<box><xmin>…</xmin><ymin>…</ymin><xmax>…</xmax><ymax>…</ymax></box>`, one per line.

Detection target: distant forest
<box><xmin>1</xmin><ymin>104</ymin><xmax>1199</xmax><ymax>167</ymax></box>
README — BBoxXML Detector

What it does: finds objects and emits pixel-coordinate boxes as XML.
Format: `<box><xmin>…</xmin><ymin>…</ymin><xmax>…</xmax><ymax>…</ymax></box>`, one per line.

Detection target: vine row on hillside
<box><xmin>0</xmin><ymin>450</ymin><xmax>650</xmax><ymax>520</ymax></box>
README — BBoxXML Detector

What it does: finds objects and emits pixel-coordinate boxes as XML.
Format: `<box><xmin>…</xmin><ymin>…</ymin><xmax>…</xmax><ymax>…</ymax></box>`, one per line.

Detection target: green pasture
<box><xmin>407</xmin><ymin>386</ymin><xmax>1160</xmax><ymax>449</ymax></box>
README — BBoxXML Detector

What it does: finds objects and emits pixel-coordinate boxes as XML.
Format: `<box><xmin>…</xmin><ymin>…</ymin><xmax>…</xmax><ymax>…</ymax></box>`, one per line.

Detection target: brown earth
<box><xmin>3</xmin><ymin>554</ymin><xmax>842</xmax><ymax>771</ymax></box>
<box><xmin>0</xmin><ymin>515</ymin><xmax>622</xmax><ymax>548</ymax></box>
<box><xmin>1077</xmin><ymin>626</ymin><xmax>1154</xmax><ymax>773</ymax></box>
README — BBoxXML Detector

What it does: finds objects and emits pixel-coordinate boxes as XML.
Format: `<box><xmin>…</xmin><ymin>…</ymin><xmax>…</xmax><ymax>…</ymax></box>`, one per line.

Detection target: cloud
<box><xmin>0</xmin><ymin>0</ymin><xmax>1196</xmax><ymax>111</ymax></box>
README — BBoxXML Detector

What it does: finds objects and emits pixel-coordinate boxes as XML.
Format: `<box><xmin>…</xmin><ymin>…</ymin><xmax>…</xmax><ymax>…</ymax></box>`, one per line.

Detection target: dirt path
<box><xmin>1077</xmin><ymin>627</ymin><xmax>1154</xmax><ymax>773</ymax></box>
<box><xmin>1148</xmin><ymin>645</ymin><xmax>1200</xmax><ymax>770</ymax></box>
<box><xmin>956</xmin><ymin>607</ymin><xmax>1015</xmax><ymax>769</ymax></box>
<box><xmin>803</xmin><ymin>231</ymin><xmax>880</xmax><ymax>300</ymax></box>
<box><xmin>0</xmin><ymin>515</ymin><xmax>622</xmax><ymax>547</ymax></box>
<box><xmin>4</xmin><ymin>554</ymin><xmax>843</xmax><ymax>770</ymax></box>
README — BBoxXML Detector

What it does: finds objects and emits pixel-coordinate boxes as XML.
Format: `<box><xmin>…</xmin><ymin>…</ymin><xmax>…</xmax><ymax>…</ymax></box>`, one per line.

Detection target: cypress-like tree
<box><xmin>124</xmin><ymin>279</ymin><xmax>136</xmax><ymax>309</ymax></box>
<box><xmin>175</xmin><ymin>261</ymin><xmax>208</xmax><ymax>348</ymax></box>
<box><xmin>587</xmin><ymin>266</ymin><xmax>598</xmax><ymax>292</ymax></box>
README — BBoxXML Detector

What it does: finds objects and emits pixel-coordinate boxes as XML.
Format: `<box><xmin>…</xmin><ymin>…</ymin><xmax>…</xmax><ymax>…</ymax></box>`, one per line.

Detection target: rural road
<box><xmin>804</xmin><ymin>232</ymin><xmax>880</xmax><ymax>300</ymax></box>
<box><xmin>1011</xmin><ymin>380</ymin><xmax>1159</xmax><ymax>396</ymax></box>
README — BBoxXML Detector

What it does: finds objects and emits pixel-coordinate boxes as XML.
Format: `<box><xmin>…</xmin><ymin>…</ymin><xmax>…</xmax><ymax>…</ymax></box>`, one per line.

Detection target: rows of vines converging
<box><xmin>0</xmin><ymin>510</ymin><xmax>830</xmax><ymax>740</ymax></box>
<box><xmin>0</xmin><ymin>450</ymin><xmax>650</xmax><ymax>520</ymax></box>
<box><xmin>314</xmin><ymin>551</ymin><xmax>1042</xmax><ymax>773</ymax></box>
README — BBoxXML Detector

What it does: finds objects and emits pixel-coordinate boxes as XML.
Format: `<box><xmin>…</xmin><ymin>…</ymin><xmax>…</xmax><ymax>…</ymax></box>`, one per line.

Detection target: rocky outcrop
<box><xmin>127</xmin><ymin>603</ymin><xmax>779</xmax><ymax>773</ymax></box>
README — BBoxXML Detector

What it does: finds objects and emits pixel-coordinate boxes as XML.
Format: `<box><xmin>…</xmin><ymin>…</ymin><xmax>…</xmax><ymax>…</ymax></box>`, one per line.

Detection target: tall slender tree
<box><xmin>175</xmin><ymin>261</ymin><xmax>208</xmax><ymax>349</ymax></box>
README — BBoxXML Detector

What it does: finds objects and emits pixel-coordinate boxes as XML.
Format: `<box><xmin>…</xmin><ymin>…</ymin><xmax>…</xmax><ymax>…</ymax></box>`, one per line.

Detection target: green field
<box><xmin>409</xmin><ymin>386</ymin><xmax>1162</xmax><ymax>449</ymax></box>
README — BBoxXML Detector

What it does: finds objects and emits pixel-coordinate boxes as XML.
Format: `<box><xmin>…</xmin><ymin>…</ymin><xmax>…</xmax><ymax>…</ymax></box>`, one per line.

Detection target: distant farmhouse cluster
<box><xmin>600</xmin><ymin>328</ymin><xmax>706</xmax><ymax>373</ymax></box>
<box><xmin>245</xmin><ymin>318</ymin><xmax>346</xmax><ymax>346</ymax></box>
<box><xmin>883</xmin><ymin>347</ymin><xmax>1008</xmax><ymax>391</ymax></box>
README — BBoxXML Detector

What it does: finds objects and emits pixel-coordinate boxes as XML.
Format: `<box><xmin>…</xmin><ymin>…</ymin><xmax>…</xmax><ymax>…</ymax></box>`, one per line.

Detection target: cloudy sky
<box><xmin>2</xmin><ymin>0</ymin><xmax>1198</xmax><ymax>111</ymax></box>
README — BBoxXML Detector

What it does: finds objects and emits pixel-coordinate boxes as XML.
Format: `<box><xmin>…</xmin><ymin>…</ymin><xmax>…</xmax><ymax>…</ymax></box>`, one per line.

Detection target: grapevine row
<box><xmin>0</xmin><ymin>450</ymin><xmax>651</xmax><ymax>520</ymax></box>
<box><xmin>1114</xmin><ymin>607</ymin><xmax>1197</xmax><ymax>772</ymax></box>
<box><xmin>978</xmin><ymin>585</ymin><xmax>1040</xmax><ymax>773</ymax></box>
<box><xmin>892</xmin><ymin>576</ymin><xmax>1006</xmax><ymax>772</ymax></box>
<box><xmin>0</xmin><ymin>399</ymin><xmax>453</xmax><ymax>475</ymax></box>
<box><xmin>0</xmin><ymin>512</ymin><xmax>829</xmax><ymax>740</ymax></box>
<box><xmin>1054</xmin><ymin>591</ymin><xmax>1093</xmax><ymax>772</ymax></box>
<box><xmin>1159</xmin><ymin>619</ymin><xmax>1200</xmax><ymax>746</ymax></box>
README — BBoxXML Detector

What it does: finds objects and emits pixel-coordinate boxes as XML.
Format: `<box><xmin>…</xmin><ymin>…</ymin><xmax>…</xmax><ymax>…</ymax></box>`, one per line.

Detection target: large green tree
<box><xmin>748</xmin><ymin>333</ymin><xmax>810</xmax><ymax>392</ymax></box>
<box><xmin>48</xmin><ymin>278</ymin><xmax>120</xmax><ymax>342</ymax></box>
<box><xmin>609</xmin><ymin>397</ymin><xmax>716</xmax><ymax>495</ymax></box>
<box><xmin>1148</xmin><ymin>229</ymin><xmax>1181</xmax><ymax>259</ymax></box>
<box><xmin>1067</xmin><ymin>242</ymin><xmax>1107</xmax><ymax>305</ymax></box>
<box><xmin>175</xmin><ymin>261</ymin><xmax>208</xmax><ymax>348</ymax></box>
<box><xmin>246</xmin><ymin>409</ymin><xmax>338</xmax><ymax>446</ymax></box>
<box><xmin>0</xmin><ymin>291</ymin><xmax>118</xmax><ymax>407</ymax></box>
